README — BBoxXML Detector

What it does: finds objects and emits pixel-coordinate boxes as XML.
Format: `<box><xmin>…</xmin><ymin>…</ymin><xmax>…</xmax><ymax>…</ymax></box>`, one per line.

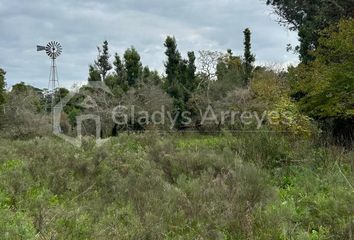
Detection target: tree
<box><xmin>163</xmin><ymin>38</ymin><xmax>197</xmax><ymax>98</ymax></box>
<box><xmin>290</xmin><ymin>19</ymin><xmax>354</xmax><ymax>142</ymax></box>
<box><xmin>88</xmin><ymin>65</ymin><xmax>101</xmax><ymax>82</ymax></box>
<box><xmin>54</xmin><ymin>88</ymin><xmax>69</xmax><ymax>105</ymax></box>
<box><xmin>118</xmin><ymin>84</ymin><xmax>173</xmax><ymax>131</ymax></box>
<box><xmin>113</xmin><ymin>53</ymin><xmax>126</xmax><ymax>84</ymax></box>
<box><xmin>179</xmin><ymin>51</ymin><xmax>197</xmax><ymax>96</ymax></box>
<box><xmin>142</xmin><ymin>68</ymin><xmax>162</xmax><ymax>86</ymax></box>
<box><xmin>123</xmin><ymin>47</ymin><xmax>142</xmax><ymax>87</ymax></box>
<box><xmin>142</xmin><ymin>66</ymin><xmax>150</xmax><ymax>79</ymax></box>
<box><xmin>89</xmin><ymin>40</ymin><xmax>112</xmax><ymax>82</ymax></box>
<box><xmin>209</xmin><ymin>52</ymin><xmax>243</xmax><ymax>106</ymax></box>
<box><xmin>104</xmin><ymin>53</ymin><xmax>127</xmax><ymax>93</ymax></box>
<box><xmin>186</xmin><ymin>51</ymin><xmax>197</xmax><ymax>93</ymax></box>
<box><xmin>164</xmin><ymin>36</ymin><xmax>184</xmax><ymax>121</ymax></box>
<box><xmin>96</xmin><ymin>40</ymin><xmax>112</xmax><ymax>80</ymax></box>
<box><xmin>215</xmin><ymin>50</ymin><xmax>244</xmax><ymax>89</ymax></box>
<box><xmin>164</xmin><ymin>36</ymin><xmax>197</xmax><ymax>128</ymax></box>
<box><xmin>0</xmin><ymin>68</ymin><xmax>6</xmax><ymax>105</ymax></box>
<box><xmin>141</xmin><ymin>66</ymin><xmax>162</xmax><ymax>86</ymax></box>
<box><xmin>164</xmin><ymin>36</ymin><xmax>182</xmax><ymax>97</ymax></box>
<box><xmin>243</xmin><ymin>28</ymin><xmax>255</xmax><ymax>85</ymax></box>
<box><xmin>266</xmin><ymin>0</ymin><xmax>354</xmax><ymax>63</ymax></box>
<box><xmin>198</xmin><ymin>50</ymin><xmax>223</xmax><ymax>102</ymax></box>
<box><xmin>1</xmin><ymin>86</ymin><xmax>51</xmax><ymax>138</ymax></box>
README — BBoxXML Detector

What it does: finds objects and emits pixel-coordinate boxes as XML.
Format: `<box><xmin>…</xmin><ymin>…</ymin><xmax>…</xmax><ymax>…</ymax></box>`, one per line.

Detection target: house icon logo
<box><xmin>52</xmin><ymin>81</ymin><xmax>112</xmax><ymax>148</ymax></box>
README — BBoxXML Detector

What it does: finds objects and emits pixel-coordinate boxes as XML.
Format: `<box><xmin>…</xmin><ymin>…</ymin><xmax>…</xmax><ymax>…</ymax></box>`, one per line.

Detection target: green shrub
<box><xmin>0</xmin><ymin>208</ymin><xmax>36</xmax><ymax>240</ymax></box>
<box><xmin>0</xmin><ymin>133</ymin><xmax>352</xmax><ymax>239</ymax></box>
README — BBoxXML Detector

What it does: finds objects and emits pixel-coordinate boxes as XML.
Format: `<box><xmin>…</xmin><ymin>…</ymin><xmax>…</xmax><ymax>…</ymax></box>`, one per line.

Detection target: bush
<box><xmin>0</xmin><ymin>89</ymin><xmax>51</xmax><ymax>139</ymax></box>
<box><xmin>0</xmin><ymin>208</ymin><xmax>36</xmax><ymax>240</ymax></box>
<box><xmin>250</xmin><ymin>68</ymin><xmax>316</xmax><ymax>137</ymax></box>
<box><xmin>0</xmin><ymin>133</ymin><xmax>352</xmax><ymax>239</ymax></box>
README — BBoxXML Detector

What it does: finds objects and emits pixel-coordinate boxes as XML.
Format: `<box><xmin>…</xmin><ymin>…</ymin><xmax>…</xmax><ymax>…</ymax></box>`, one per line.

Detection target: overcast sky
<box><xmin>0</xmin><ymin>0</ymin><xmax>299</xmax><ymax>89</ymax></box>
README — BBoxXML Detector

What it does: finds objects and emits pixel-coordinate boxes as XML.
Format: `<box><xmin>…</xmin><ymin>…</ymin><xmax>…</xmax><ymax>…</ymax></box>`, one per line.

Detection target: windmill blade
<box><xmin>43</xmin><ymin>41</ymin><xmax>62</xmax><ymax>59</ymax></box>
<box><xmin>37</xmin><ymin>45</ymin><xmax>46</xmax><ymax>51</ymax></box>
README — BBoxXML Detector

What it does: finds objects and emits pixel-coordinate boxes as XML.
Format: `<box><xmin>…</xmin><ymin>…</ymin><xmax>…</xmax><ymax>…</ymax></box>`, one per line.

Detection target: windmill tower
<box><xmin>37</xmin><ymin>41</ymin><xmax>63</xmax><ymax>110</ymax></box>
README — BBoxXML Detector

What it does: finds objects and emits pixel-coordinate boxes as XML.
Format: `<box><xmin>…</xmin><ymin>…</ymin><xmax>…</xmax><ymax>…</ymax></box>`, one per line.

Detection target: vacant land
<box><xmin>0</xmin><ymin>133</ymin><xmax>352</xmax><ymax>239</ymax></box>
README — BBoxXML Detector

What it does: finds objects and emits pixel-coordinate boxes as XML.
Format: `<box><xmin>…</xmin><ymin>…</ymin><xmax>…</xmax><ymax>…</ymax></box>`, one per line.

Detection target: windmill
<box><xmin>37</xmin><ymin>41</ymin><xmax>63</xmax><ymax>109</ymax></box>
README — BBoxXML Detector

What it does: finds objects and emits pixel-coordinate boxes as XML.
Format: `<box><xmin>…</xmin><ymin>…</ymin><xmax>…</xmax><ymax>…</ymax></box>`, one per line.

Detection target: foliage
<box><xmin>256</xmin><ymin>156</ymin><xmax>354</xmax><ymax>239</ymax></box>
<box><xmin>164</xmin><ymin>36</ymin><xmax>197</xmax><ymax>128</ymax></box>
<box><xmin>123</xmin><ymin>47</ymin><xmax>143</xmax><ymax>87</ymax></box>
<box><xmin>289</xmin><ymin>19</ymin><xmax>354</xmax><ymax>141</ymax></box>
<box><xmin>117</xmin><ymin>83</ymin><xmax>173</xmax><ymax>131</ymax></box>
<box><xmin>0</xmin><ymin>5</ymin><xmax>353</xmax><ymax>240</ymax></box>
<box><xmin>216</xmin><ymin>49</ymin><xmax>244</xmax><ymax>88</ymax></box>
<box><xmin>251</xmin><ymin>69</ymin><xmax>287</xmax><ymax>108</ymax></box>
<box><xmin>266</xmin><ymin>0</ymin><xmax>354</xmax><ymax>63</ymax></box>
<box><xmin>0</xmin><ymin>208</ymin><xmax>36</xmax><ymax>240</ymax></box>
<box><xmin>164</xmin><ymin>36</ymin><xmax>181</xmax><ymax>91</ymax></box>
<box><xmin>96</xmin><ymin>40</ymin><xmax>112</xmax><ymax>81</ymax></box>
<box><xmin>243</xmin><ymin>28</ymin><xmax>256</xmax><ymax>85</ymax></box>
<box><xmin>90</xmin><ymin>44</ymin><xmax>162</xmax><ymax>96</ymax></box>
<box><xmin>113</xmin><ymin>53</ymin><xmax>124</xmax><ymax>79</ymax></box>
<box><xmin>249</xmin><ymin>68</ymin><xmax>316</xmax><ymax>137</ymax></box>
<box><xmin>88</xmin><ymin>40</ymin><xmax>113</xmax><ymax>82</ymax></box>
<box><xmin>268</xmin><ymin>97</ymin><xmax>315</xmax><ymax>137</ymax></box>
<box><xmin>0</xmin><ymin>88</ymin><xmax>51</xmax><ymax>139</ymax></box>
<box><xmin>0</xmin><ymin>133</ymin><xmax>352</xmax><ymax>239</ymax></box>
<box><xmin>0</xmin><ymin>68</ymin><xmax>6</xmax><ymax>105</ymax></box>
<box><xmin>88</xmin><ymin>65</ymin><xmax>101</xmax><ymax>82</ymax></box>
<box><xmin>291</xmin><ymin>19</ymin><xmax>354</xmax><ymax>119</ymax></box>
<box><xmin>108</xmin><ymin>52</ymin><xmax>127</xmax><ymax>92</ymax></box>
<box><xmin>188</xmin><ymin>49</ymin><xmax>247</xmax><ymax>126</ymax></box>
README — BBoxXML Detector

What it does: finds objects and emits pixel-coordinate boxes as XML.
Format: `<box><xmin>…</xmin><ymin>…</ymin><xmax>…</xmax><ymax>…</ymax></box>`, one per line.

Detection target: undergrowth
<box><xmin>0</xmin><ymin>133</ymin><xmax>352</xmax><ymax>239</ymax></box>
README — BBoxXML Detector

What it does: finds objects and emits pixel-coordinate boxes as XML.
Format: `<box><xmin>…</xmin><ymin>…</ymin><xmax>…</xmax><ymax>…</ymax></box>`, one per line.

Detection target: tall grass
<box><xmin>0</xmin><ymin>133</ymin><xmax>352</xmax><ymax>239</ymax></box>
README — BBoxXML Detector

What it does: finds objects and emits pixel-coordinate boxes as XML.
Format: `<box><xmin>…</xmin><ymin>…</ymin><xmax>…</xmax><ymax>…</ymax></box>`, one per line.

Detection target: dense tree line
<box><xmin>0</xmin><ymin>3</ymin><xmax>353</xmax><ymax>143</ymax></box>
<box><xmin>266</xmin><ymin>0</ymin><xmax>354</xmax><ymax>143</ymax></box>
<box><xmin>74</xmin><ymin>29</ymin><xmax>256</xmax><ymax>131</ymax></box>
<box><xmin>266</xmin><ymin>0</ymin><xmax>354</xmax><ymax>63</ymax></box>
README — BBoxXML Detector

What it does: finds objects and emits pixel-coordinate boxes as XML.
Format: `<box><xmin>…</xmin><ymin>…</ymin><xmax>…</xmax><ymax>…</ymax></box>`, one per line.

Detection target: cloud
<box><xmin>0</xmin><ymin>0</ymin><xmax>299</xmax><ymax>89</ymax></box>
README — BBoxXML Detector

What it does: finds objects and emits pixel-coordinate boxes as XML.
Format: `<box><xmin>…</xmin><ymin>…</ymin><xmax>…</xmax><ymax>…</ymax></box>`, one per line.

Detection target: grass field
<box><xmin>0</xmin><ymin>133</ymin><xmax>353</xmax><ymax>239</ymax></box>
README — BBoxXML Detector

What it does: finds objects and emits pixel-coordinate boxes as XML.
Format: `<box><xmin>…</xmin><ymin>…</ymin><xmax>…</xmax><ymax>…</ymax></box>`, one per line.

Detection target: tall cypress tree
<box><xmin>186</xmin><ymin>51</ymin><xmax>197</xmax><ymax>93</ymax></box>
<box><xmin>164</xmin><ymin>36</ymin><xmax>182</xmax><ymax>97</ymax></box>
<box><xmin>0</xmin><ymin>68</ymin><xmax>6</xmax><ymax>105</ymax></box>
<box><xmin>243</xmin><ymin>28</ymin><xmax>255</xmax><ymax>85</ymax></box>
<box><xmin>164</xmin><ymin>37</ymin><xmax>197</xmax><ymax>128</ymax></box>
<box><xmin>164</xmin><ymin>37</ymin><xmax>197</xmax><ymax>98</ymax></box>
<box><xmin>123</xmin><ymin>47</ymin><xmax>142</xmax><ymax>87</ymax></box>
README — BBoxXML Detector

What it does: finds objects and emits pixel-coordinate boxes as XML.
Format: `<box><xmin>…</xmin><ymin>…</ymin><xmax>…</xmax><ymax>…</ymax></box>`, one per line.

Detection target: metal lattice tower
<box><xmin>37</xmin><ymin>41</ymin><xmax>62</xmax><ymax>110</ymax></box>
